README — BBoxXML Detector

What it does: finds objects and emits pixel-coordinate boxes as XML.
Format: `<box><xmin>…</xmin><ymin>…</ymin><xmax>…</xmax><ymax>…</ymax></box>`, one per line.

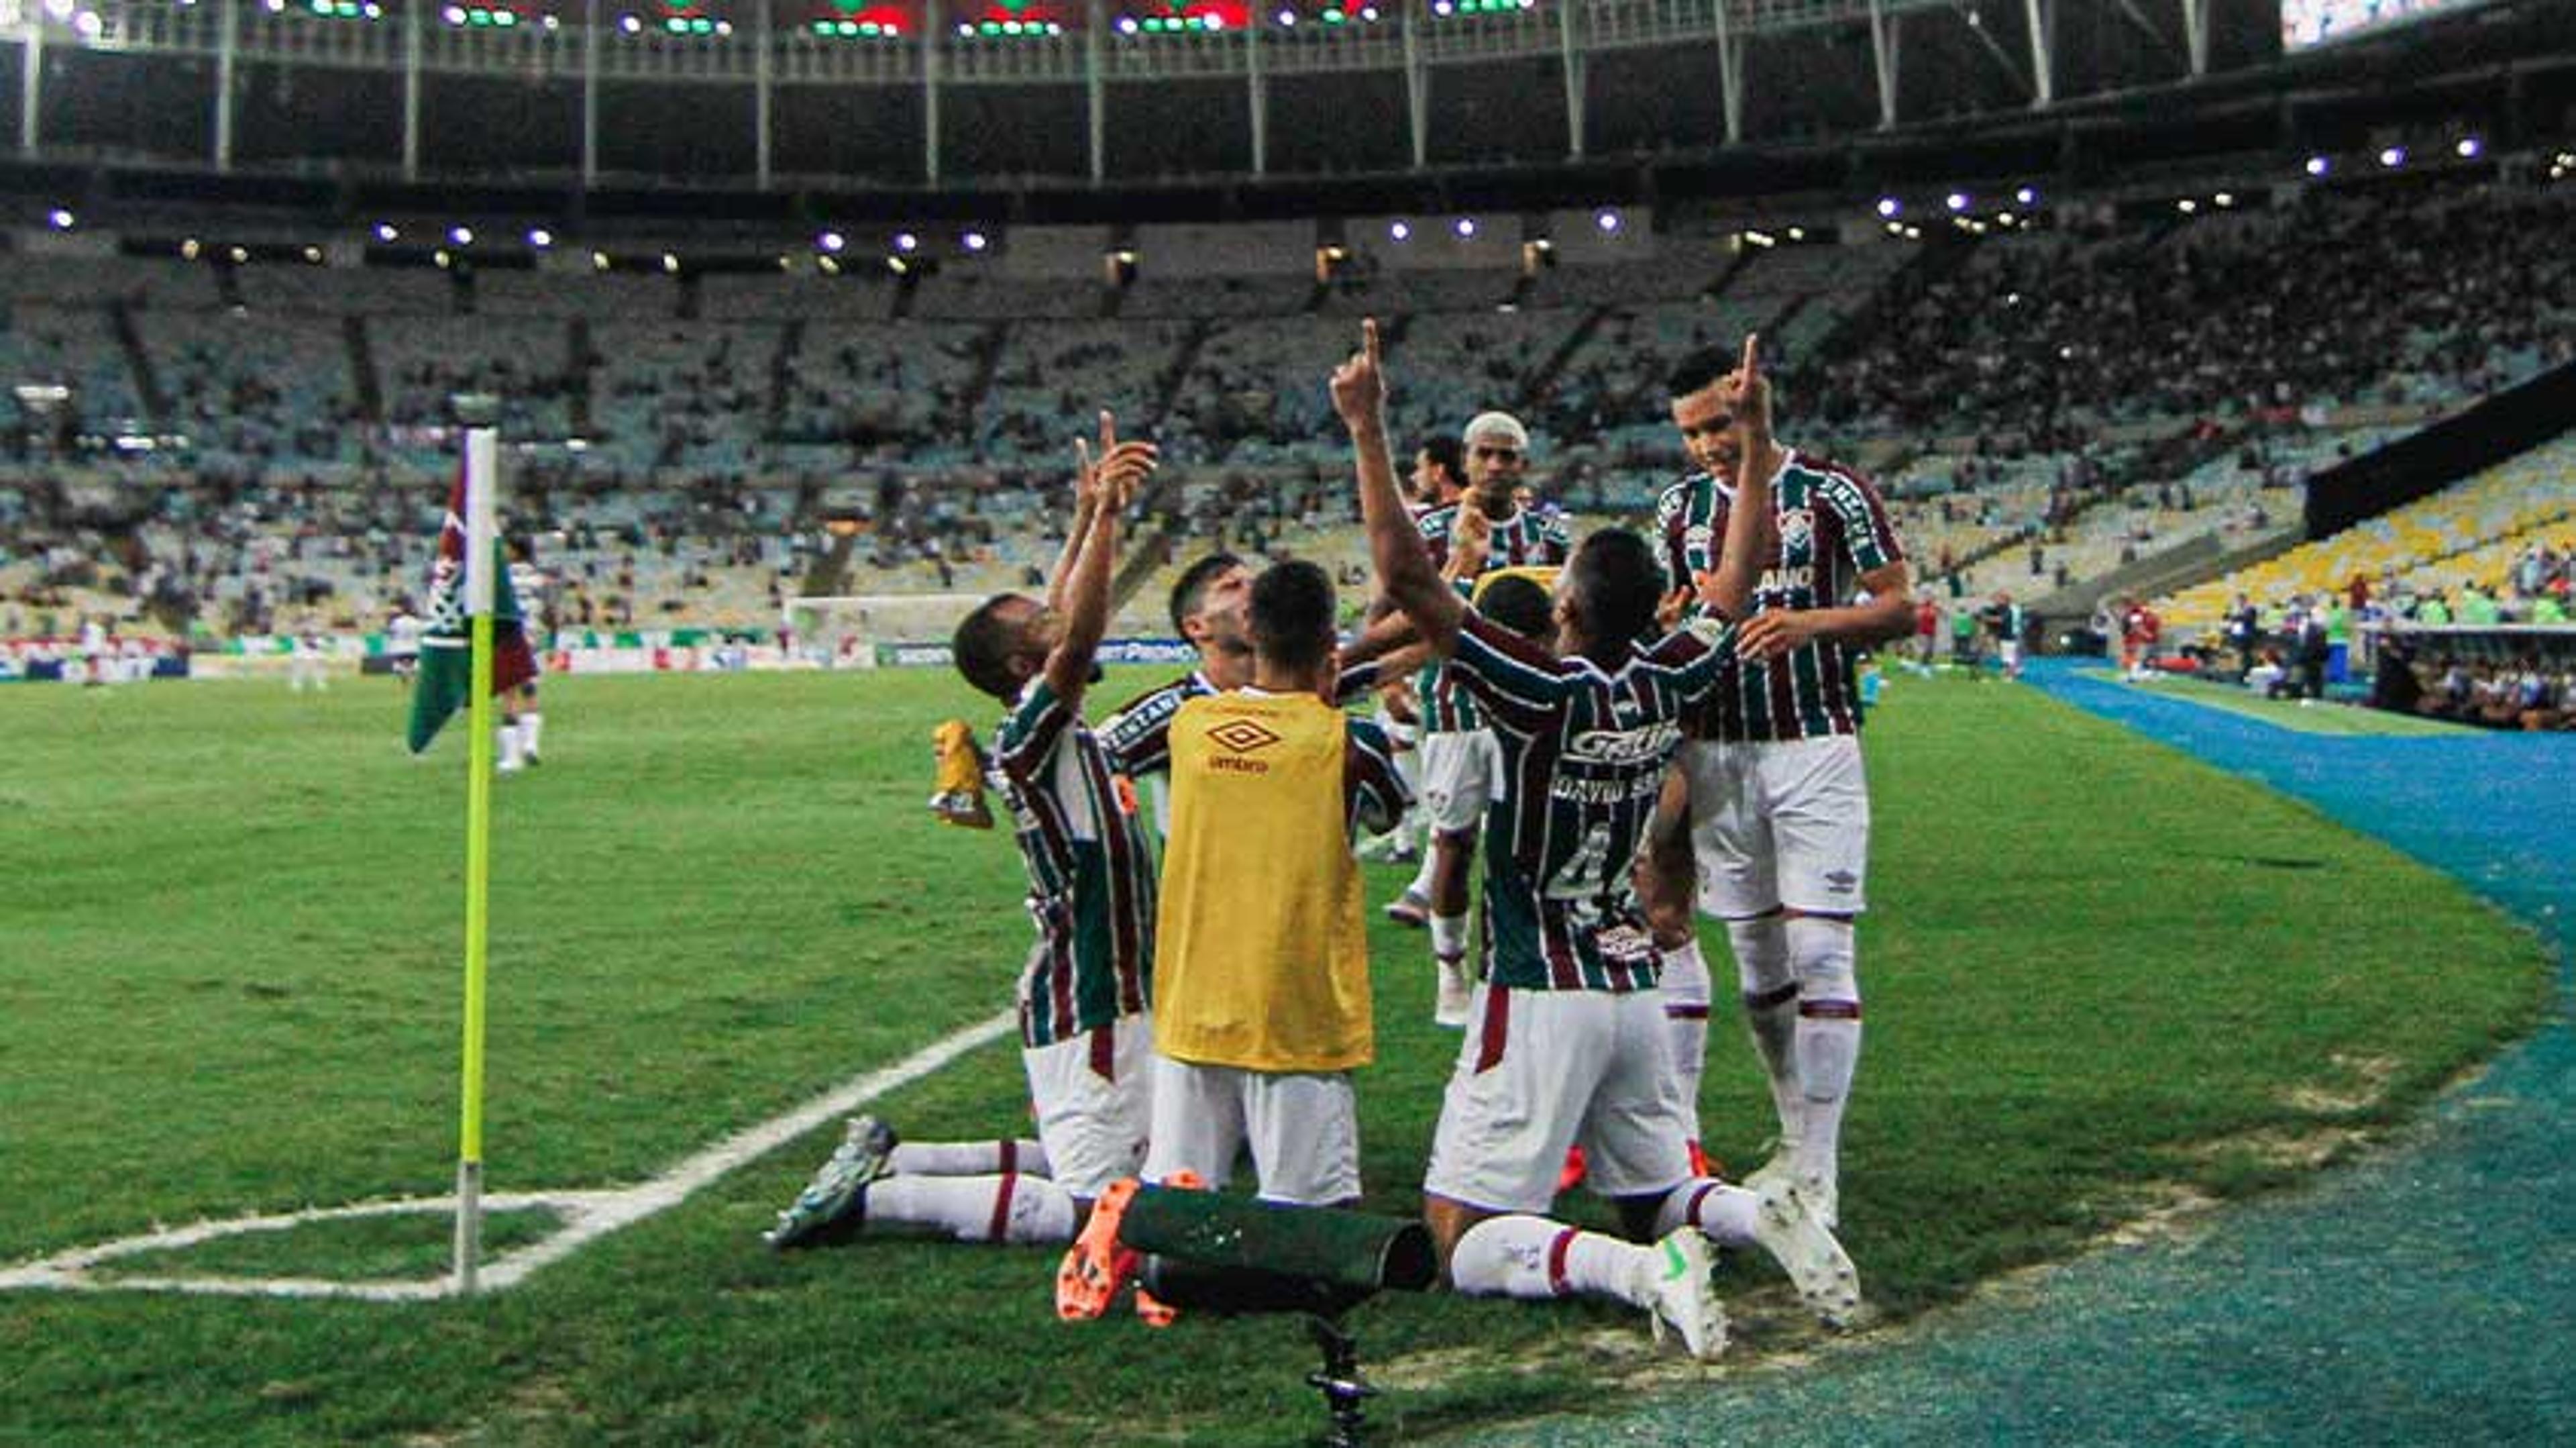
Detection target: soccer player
<box><xmin>1393</xmin><ymin>411</ymin><xmax>1573</xmax><ymax>1027</ymax></box>
<box><xmin>1645</xmin><ymin>344</ymin><xmax>1913</xmax><ymax>1230</ymax></box>
<box><xmin>1095</xmin><ymin>552</ymin><xmax>1256</xmax><ymax>839</ymax></box>
<box><xmin>1144</xmin><ymin>560</ymin><xmax>1409</xmax><ymax>1206</ymax></box>
<box><xmin>1336</xmin><ymin>321</ymin><xmax>1858</xmax><ymax>1359</ymax></box>
<box><xmin>765</xmin><ymin>422</ymin><xmax>1163</xmax><ymax>1251</ymax></box>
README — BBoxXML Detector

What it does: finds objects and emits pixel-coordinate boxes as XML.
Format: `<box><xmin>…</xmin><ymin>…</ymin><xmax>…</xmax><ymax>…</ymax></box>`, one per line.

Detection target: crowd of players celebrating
<box><xmin>765</xmin><ymin>321</ymin><xmax>1911</xmax><ymax>1361</ymax></box>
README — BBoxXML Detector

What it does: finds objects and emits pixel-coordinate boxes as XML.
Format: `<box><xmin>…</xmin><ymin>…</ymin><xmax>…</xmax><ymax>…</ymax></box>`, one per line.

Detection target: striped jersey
<box><xmin>1445</xmin><ymin>612</ymin><xmax>1736</xmax><ymax>994</ymax></box>
<box><xmin>1417</xmin><ymin>503</ymin><xmax>1574</xmax><ymax>735</ymax></box>
<box><xmin>986</xmin><ymin>678</ymin><xmax>1157</xmax><ymax>1049</ymax></box>
<box><xmin>1655</xmin><ymin>450</ymin><xmax>1905</xmax><ymax>743</ymax></box>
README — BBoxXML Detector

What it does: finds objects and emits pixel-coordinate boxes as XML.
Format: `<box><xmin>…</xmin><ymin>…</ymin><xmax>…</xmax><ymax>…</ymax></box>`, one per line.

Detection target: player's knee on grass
<box><xmin>1785</xmin><ymin>915</ymin><xmax>1859</xmax><ymax>1009</ymax></box>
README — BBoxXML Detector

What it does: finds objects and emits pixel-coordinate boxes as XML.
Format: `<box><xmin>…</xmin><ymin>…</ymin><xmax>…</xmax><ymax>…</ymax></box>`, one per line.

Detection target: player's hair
<box><xmin>1413</xmin><ymin>435</ymin><xmax>1464</xmax><ymax>499</ymax></box>
<box><xmin>953</xmin><ymin>594</ymin><xmax>1033</xmax><ymax>701</ymax></box>
<box><xmin>1665</xmin><ymin>346</ymin><xmax>1736</xmax><ymax>403</ymax></box>
<box><xmin>1477</xmin><ymin>574</ymin><xmax>1555</xmax><ymax>643</ymax></box>
<box><xmin>1565</xmin><ymin>529</ymin><xmax>1664</xmax><ymax>652</ymax></box>
<box><xmin>1169</xmin><ymin>552</ymin><xmax>1244</xmax><ymax>637</ymax></box>
<box><xmin>1249</xmin><ymin>561</ymin><xmax>1337</xmax><ymax>672</ymax></box>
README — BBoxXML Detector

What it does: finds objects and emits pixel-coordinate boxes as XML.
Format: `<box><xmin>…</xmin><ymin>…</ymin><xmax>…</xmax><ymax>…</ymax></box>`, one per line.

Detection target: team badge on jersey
<box><xmin>1779</xmin><ymin>507</ymin><xmax>1815</xmax><ymax>554</ymax></box>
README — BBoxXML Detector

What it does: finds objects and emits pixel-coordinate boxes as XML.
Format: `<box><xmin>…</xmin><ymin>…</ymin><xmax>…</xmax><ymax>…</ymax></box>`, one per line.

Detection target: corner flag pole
<box><xmin>453</xmin><ymin>416</ymin><xmax>500</xmax><ymax>1294</ymax></box>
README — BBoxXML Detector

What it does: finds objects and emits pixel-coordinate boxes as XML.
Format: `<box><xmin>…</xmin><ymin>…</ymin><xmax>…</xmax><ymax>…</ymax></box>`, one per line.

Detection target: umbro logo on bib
<box><xmin>1208</xmin><ymin>720</ymin><xmax>1283</xmax><ymax>755</ymax></box>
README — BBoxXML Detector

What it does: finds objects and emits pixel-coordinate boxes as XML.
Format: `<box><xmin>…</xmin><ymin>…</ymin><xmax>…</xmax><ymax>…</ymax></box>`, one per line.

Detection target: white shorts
<box><xmin>1999</xmin><ymin>639</ymin><xmax>2023</xmax><ymax>668</ymax></box>
<box><xmin>1143</xmin><ymin>1059</ymin><xmax>1360</xmax><ymax>1205</ymax></box>
<box><xmin>1021</xmin><ymin>1015</ymin><xmax>1152</xmax><ymax>1199</ymax></box>
<box><xmin>1680</xmin><ymin>735</ymin><xmax>1872</xmax><ymax>919</ymax></box>
<box><xmin>1418</xmin><ymin>729</ymin><xmax>1502</xmax><ymax>837</ymax></box>
<box><xmin>1423</xmin><ymin>984</ymin><xmax>1690</xmax><ymax>1215</ymax></box>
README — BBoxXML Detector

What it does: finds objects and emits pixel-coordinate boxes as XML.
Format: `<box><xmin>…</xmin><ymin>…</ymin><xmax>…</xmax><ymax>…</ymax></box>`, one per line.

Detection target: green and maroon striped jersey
<box><xmin>1655</xmin><ymin>451</ymin><xmax>1905</xmax><ymax>743</ymax></box>
<box><xmin>987</xmin><ymin>678</ymin><xmax>1157</xmax><ymax>1048</ymax></box>
<box><xmin>1416</xmin><ymin>502</ymin><xmax>1574</xmax><ymax>735</ymax></box>
<box><xmin>1444</xmin><ymin>613</ymin><xmax>1736</xmax><ymax>994</ymax></box>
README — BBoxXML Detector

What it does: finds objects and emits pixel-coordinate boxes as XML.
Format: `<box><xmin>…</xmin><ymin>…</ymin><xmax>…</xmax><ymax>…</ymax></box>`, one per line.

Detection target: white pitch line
<box><xmin>0</xmin><ymin>1011</ymin><xmax>1017</xmax><ymax>1302</ymax></box>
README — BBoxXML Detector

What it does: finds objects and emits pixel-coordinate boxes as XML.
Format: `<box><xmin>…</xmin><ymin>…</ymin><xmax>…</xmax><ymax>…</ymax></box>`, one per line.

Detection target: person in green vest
<box><xmin>1951</xmin><ymin>600</ymin><xmax>1982</xmax><ymax>675</ymax></box>
<box><xmin>2416</xmin><ymin>592</ymin><xmax>2453</xmax><ymax>625</ymax></box>
<box><xmin>2458</xmin><ymin>584</ymin><xmax>2502</xmax><ymax>627</ymax></box>
<box><xmin>2532</xmin><ymin>594</ymin><xmax>2568</xmax><ymax>625</ymax></box>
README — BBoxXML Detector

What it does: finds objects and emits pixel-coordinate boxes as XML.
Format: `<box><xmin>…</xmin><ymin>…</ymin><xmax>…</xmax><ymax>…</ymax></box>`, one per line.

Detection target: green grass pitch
<box><xmin>0</xmin><ymin>668</ymin><xmax>2548</xmax><ymax>1445</ymax></box>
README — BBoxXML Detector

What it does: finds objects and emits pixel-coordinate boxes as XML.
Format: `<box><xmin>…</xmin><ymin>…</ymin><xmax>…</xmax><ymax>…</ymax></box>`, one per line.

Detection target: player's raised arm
<box><xmin>1044</xmin><ymin>413</ymin><xmax>1159</xmax><ymax>702</ymax></box>
<box><xmin>1332</xmin><ymin>318</ymin><xmax>1464</xmax><ymax>656</ymax></box>
<box><xmin>1044</xmin><ymin>429</ymin><xmax>1106</xmax><ymax>615</ymax></box>
<box><xmin>1701</xmin><ymin>334</ymin><xmax>1782</xmax><ymax>627</ymax></box>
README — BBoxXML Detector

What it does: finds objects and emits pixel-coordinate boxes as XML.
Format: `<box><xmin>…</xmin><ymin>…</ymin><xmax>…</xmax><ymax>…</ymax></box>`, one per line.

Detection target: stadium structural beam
<box><xmin>1402</xmin><ymin>6</ymin><xmax>1428</xmax><ymax>170</ymax></box>
<box><xmin>402</xmin><ymin>0</ymin><xmax>423</xmax><ymax>180</ymax></box>
<box><xmin>2182</xmin><ymin>0</ymin><xmax>2210</xmax><ymax>76</ymax></box>
<box><xmin>923</xmin><ymin>1</ymin><xmax>943</xmax><ymax>185</ymax></box>
<box><xmin>2024</xmin><ymin>0</ymin><xmax>2055</xmax><ymax>107</ymax></box>
<box><xmin>20</xmin><ymin>11</ymin><xmax>42</xmax><ymax>158</ymax></box>
<box><xmin>1246</xmin><ymin>15</ymin><xmax>1269</xmax><ymax>178</ymax></box>
<box><xmin>753</xmin><ymin>0</ymin><xmax>772</xmax><ymax>190</ymax></box>
<box><xmin>1560</xmin><ymin>0</ymin><xmax>1585</xmax><ymax>159</ymax></box>
<box><xmin>1868</xmin><ymin>0</ymin><xmax>1901</xmax><ymax>131</ymax></box>
<box><xmin>1085</xmin><ymin>0</ymin><xmax>1106</xmax><ymax>185</ymax></box>
<box><xmin>581</xmin><ymin>0</ymin><xmax>600</xmax><ymax>187</ymax></box>
<box><xmin>2108</xmin><ymin>0</ymin><xmax>2185</xmax><ymax>68</ymax></box>
<box><xmin>1714</xmin><ymin>0</ymin><xmax>1746</xmax><ymax>146</ymax></box>
<box><xmin>213</xmin><ymin>0</ymin><xmax>236</xmax><ymax>173</ymax></box>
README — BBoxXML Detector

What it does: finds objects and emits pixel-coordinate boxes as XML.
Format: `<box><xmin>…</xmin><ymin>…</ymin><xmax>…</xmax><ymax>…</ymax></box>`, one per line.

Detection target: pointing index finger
<box><xmin>1740</xmin><ymin>333</ymin><xmax>1761</xmax><ymax>386</ymax></box>
<box><xmin>1362</xmin><ymin>317</ymin><xmax>1381</xmax><ymax>367</ymax></box>
<box><xmin>1097</xmin><ymin>409</ymin><xmax>1118</xmax><ymax>457</ymax></box>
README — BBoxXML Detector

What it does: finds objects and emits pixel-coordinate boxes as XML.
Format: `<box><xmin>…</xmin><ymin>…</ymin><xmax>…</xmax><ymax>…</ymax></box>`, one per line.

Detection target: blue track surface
<box><xmin>1475</xmin><ymin>662</ymin><xmax>2576</xmax><ymax>1447</ymax></box>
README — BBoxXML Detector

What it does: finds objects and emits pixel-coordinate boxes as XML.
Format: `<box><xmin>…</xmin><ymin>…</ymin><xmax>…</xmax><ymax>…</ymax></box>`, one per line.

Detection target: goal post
<box><xmin>782</xmin><ymin>594</ymin><xmax>991</xmax><ymax>668</ymax></box>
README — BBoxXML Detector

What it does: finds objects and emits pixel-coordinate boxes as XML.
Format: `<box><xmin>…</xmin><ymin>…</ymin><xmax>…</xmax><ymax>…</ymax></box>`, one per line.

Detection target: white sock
<box><xmin>520</xmin><ymin>711</ymin><xmax>543</xmax><ymax>757</ymax></box>
<box><xmin>860</xmin><ymin>1174</ymin><xmax>1077</xmax><ymax>1244</ymax></box>
<box><xmin>888</xmin><ymin>1139</ymin><xmax>1051</xmax><ymax>1178</ymax></box>
<box><xmin>1658</xmin><ymin>937</ymin><xmax>1712</xmax><ymax>1147</ymax></box>
<box><xmin>1430</xmin><ymin>914</ymin><xmax>1468</xmax><ymax>968</ymax></box>
<box><xmin>1726</xmin><ymin>915</ymin><xmax>1801</xmax><ymax>1147</ymax></box>
<box><xmin>1405</xmin><ymin>841</ymin><xmax>1440</xmax><ymax>898</ymax></box>
<box><xmin>1450</xmin><ymin>1214</ymin><xmax>1652</xmax><ymax>1307</ymax></box>
<box><xmin>497</xmin><ymin>721</ymin><xmax>526</xmax><ymax>770</ymax></box>
<box><xmin>1652</xmin><ymin>1177</ymin><xmax>1764</xmax><ymax>1247</ymax></box>
<box><xmin>1786</xmin><ymin>916</ymin><xmax>1862</xmax><ymax>1185</ymax></box>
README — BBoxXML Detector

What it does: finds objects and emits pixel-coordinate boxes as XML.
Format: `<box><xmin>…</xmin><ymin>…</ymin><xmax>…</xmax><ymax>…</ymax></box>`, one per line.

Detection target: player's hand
<box><xmin>1450</xmin><ymin>505</ymin><xmax>1492</xmax><ymax>568</ymax></box>
<box><xmin>1723</xmin><ymin>333</ymin><xmax>1782</xmax><ymax>483</ymax></box>
<box><xmin>1735</xmin><ymin>608</ymin><xmax>1821</xmax><ymax>662</ymax></box>
<box><xmin>1329</xmin><ymin>318</ymin><xmax>1388</xmax><ymax>429</ymax></box>
<box><xmin>1691</xmin><ymin>569</ymin><xmax>1731</xmax><ymax>610</ymax></box>
<box><xmin>1083</xmin><ymin>411</ymin><xmax>1159</xmax><ymax>511</ymax></box>
<box><xmin>1656</xmin><ymin>585</ymin><xmax>1693</xmax><ymax>632</ymax></box>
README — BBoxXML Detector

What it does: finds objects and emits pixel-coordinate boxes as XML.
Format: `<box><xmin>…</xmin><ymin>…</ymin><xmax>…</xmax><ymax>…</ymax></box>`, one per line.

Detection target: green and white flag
<box><xmin>407</xmin><ymin>468</ymin><xmax>538</xmax><ymax>754</ymax></box>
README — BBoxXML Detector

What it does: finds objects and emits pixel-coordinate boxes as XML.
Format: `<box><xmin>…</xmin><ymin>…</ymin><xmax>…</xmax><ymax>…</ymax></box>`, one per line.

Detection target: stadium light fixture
<box><xmin>1945</xmin><ymin>192</ymin><xmax>1970</xmax><ymax>213</ymax></box>
<box><xmin>895</xmin><ymin>232</ymin><xmax>920</xmax><ymax>253</ymax></box>
<box><xmin>47</xmin><ymin>208</ymin><xmax>73</xmax><ymax>230</ymax></box>
<box><xmin>1389</xmin><ymin>220</ymin><xmax>1411</xmax><ymax>242</ymax></box>
<box><xmin>2379</xmin><ymin>146</ymin><xmax>2405</xmax><ymax>168</ymax></box>
<box><xmin>527</xmin><ymin>227</ymin><xmax>553</xmax><ymax>248</ymax></box>
<box><xmin>2455</xmin><ymin>137</ymin><xmax>2481</xmax><ymax>159</ymax></box>
<box><xmin>2214</xmin><ymin>192</ymin><xmax>2234</xmax><ymax>208</ymax></box>
<box><xmin>1118</xmin><ymin>15</ymin><xmax>1138</xmax><ymax>33</ymax></box>
<box><xmin>1454</xmin><ymin>218</ymin><xmax>1477</xmax><ymax>238</ymax></box>
<box><xmin>661</xmin><ymin>252</ymin><xmax>680</xmax><ymax>274</ymax></box>
<box><xmin>2014</xmin><ymin>186</ymin><xmax>2037</xmax><ymax>206</ymax></box>
<box><xmin>888</xmin><ymin>256</ymin><xmax>909</xmax><ymax>274</ymax></box>
<box><xmin>2304</xmin><ymin>155</ymin><xmax>2330</xmax><ymax>177</ymax></box>
<box><xmin>434</xmin><ymin>250</ymin><xmax>452</xmax><ymax>269</ymax></box>
<box><xmin>1787</xmin><ymin>225</ymin><xmax>1806</xmax><ymax>241</ymax></box>
<box><xmin>374</xmin><ymin>223</ymin><xmax>399</xmax><ymax>242</ymax></box>
<box><xmin>72</xmin><ymin>9</ymin><xmax>99</xmax><ymax>36</ymax></box>
<box><xmin>181</xmin><ymin>238</ymin><xmax>201</xmax><ymax>260</ymax></box>
<box><xmin>450</xmin><ymin>225</ymin><xmax>474</xmax><ymax>246</ymax></box>
<box><xmin>1875</xmin><ymin>197</ymin><xmax>1900</xmax><ymax>218</ymax></box>
<box><xmin>303</xmin><ymin>246</ymin><xmax>324</xmax><ymax>263</ymax></box>
<box><xmin>1595</xmin><ymin>209</ymin><xmax>1621</xmax><ymax>233</ymax></box>
<box><xmin>591</xmin><ymin>250</ymin><xmax>611</xmax><ymax>271</ymax></box>
<box><xmin>228</xmin><ymin>246</ymin><xmax>249</xmax><ymax>263</ymax></box>
<box><xmin>818</xmin><ymin>255</ymin><xmax>842</xmax><ymax>275</ymax></box>
<box><xmin>619</xmin><ymin>13</ymin><xmax>640</xmax><ymax>33</ymax></box>
<box><xmin>2176</xmin><ymin>199</ymin><xmax>2196</xmax><ymax>214</ymax></box>
<box><xmin>962</xmin><ymin>230</ymin><xmax>990</xmax><ymax>252</ymax></box>
<box><xmin>1275</xmin><ymin>7</ymin><xmax>1294</xmax><ymax>24</ymax></box>
<box><xmin>818</xmin><ymin>230</ymin><xmax>846</xmax><ymax>254</ymax></box>
<box><xmin>441</xmin><ymin>3</ymin><xmax>464</xmax><ymax>21</ymax></box>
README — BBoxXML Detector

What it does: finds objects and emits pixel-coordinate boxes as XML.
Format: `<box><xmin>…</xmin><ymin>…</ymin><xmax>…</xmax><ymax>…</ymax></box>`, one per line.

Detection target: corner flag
<box><xmin>407</xmin><ymin>466</ymin><xmax>538</xmax><ymax>754</ymax></box>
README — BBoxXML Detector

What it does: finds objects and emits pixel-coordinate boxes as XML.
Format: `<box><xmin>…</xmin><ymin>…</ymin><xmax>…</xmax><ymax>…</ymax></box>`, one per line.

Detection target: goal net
<box><xmin>782</xmin><ymin>594</ymin><xmax>988</xmax><ymax>669</ymax></box>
